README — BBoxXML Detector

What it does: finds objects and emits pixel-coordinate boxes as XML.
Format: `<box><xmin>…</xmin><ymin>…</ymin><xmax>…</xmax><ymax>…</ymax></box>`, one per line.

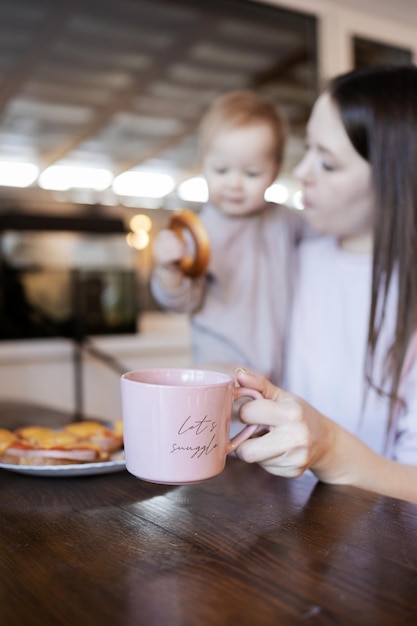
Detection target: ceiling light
<box><xmin>292</xmin><ymin>189</ymin><xmax>304</xmax><ymax>210</ymax></box>
<box><xmin>126</xmin><ymin>230</ymin><xmax>150</xmax><ymax>250</ymax></box>
<box><xmin>38</xmin><ymin>165</ymin><xmax>113</xmax><ymax>191</ymax></box>
<box><xmin>264</xmin><ymin>183</ymin><xmax>289</xmax><ymax>204</ymax></box>
<box><xmin>112</xmin><ymin>171</ymin><xmax>175</xmax><ymax>198</ymax></box>
<box><xmin>129</xmin><ymin>214</ymin><xmax>152</xmax><ymax>233</ymax></box>
<box><xmin>177</xmin><ymin>176</ymin><xmax>208</xmax><ymax>203</ymax></box>
<box><xmin>0</xmin><ymin>161</ymin><xmax>39</xmax><ymax>188</ymax></box>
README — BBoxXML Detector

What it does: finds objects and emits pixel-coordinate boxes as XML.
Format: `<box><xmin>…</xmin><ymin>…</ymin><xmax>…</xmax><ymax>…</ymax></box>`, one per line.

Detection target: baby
<box><xmin>151</xmin><ymin>90</ymin><xmax>303</xmax><ymax>384</ymax></box>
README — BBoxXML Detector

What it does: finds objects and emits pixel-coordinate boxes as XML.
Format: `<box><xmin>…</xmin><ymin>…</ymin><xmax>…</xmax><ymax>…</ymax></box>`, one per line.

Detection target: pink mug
<box><xmin>120</xmin><ymin>368</ymin><xmax>260</xmax><ymax>484</ymax></box>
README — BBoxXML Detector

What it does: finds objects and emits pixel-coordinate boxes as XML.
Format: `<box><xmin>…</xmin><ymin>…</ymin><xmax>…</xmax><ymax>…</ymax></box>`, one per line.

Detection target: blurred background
<box><xmin>0</xmin><ymin>0</ymin><xmax>415</xmax><ymax>422</ymax></box>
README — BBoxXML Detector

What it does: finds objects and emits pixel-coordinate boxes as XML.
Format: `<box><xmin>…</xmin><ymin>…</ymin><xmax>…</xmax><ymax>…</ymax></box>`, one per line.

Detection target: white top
<box><xmin>284</xmin><ymin>237</ymin><xmax>417</xmax><ymax>462</ymax></box>
<box><xmin>152</xmin><ymin>203</ymin><xmax>303</xmax><ymax>384</ymax></box>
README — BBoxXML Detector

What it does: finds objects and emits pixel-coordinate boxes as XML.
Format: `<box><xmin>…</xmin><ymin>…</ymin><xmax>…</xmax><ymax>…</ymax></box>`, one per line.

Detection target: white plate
<box><xmin>0</xmin><ymin>452</ymin><xmax>126</xmax><ymax>477</ymax></box>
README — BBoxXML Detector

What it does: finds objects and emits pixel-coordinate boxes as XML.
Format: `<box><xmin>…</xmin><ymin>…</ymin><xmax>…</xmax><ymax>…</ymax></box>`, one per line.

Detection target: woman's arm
<box><xmin>234</xmin><ymin>369</ymin><xmax>417</xmax><ymax>503</ymax></box>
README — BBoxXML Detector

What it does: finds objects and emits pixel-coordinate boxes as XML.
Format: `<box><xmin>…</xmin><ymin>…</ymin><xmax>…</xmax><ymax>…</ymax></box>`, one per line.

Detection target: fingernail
<box><xmin>235</xmin><ymin>367</ymin><xmax>249</xmax><ymax>374</ymax></box>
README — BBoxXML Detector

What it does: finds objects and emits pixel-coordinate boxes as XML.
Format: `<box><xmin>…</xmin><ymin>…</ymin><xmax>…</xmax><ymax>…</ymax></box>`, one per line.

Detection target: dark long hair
<box><xmin>329</xmin><ymin>65</ymin><xmax>417</xmax><ymax>423</ymax></box>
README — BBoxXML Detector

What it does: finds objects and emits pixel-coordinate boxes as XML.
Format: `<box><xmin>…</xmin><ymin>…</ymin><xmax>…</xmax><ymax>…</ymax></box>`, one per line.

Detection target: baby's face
<box><xmin>202</xmin><ymin>123</ymin><xmax>279</xmax><ymax>216</ymax></box>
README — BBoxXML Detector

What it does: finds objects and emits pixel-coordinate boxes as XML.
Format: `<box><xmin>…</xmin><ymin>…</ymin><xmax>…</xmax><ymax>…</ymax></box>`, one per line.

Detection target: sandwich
<box><xmin>63</xmin><ymin>420</ymin><xmax>123</xmax><ymax>453</ymax></box>
<box><xmin>0</xmin><ymin>420</ymin><xmax>123</xmax><ymax>466</ymax></box>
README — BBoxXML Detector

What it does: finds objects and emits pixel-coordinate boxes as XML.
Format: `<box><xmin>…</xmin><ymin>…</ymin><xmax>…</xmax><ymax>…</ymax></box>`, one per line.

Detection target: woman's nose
<box><xmin>293</xmin><ymin>154</ymin><xmax>310</xmax><ymax>182</ymax></box>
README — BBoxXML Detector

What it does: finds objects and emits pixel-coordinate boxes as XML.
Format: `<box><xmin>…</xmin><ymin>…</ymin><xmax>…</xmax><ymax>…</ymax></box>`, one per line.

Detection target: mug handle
<box><xmin>226</xmin><ymin>387</ymin><xmax>264</xmax><ymax>455</ymax></box>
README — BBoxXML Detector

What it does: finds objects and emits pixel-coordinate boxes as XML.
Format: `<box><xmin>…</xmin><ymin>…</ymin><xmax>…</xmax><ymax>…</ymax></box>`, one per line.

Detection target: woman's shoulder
<box><xmin>263</xmin><ymin>202</ymin><xmax>302</xmax><ymax>222</ymax></box>
<box><xmin>261</xmin><ymin>203</ymin><xmax>310</xmax><ymax>243</ymax></box>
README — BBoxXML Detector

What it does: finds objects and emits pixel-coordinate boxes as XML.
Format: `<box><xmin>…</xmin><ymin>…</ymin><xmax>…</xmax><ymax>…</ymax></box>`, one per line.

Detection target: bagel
<box><xmin>168</xmin><ymin>209</ymin><xmax>210</xmax><ymax>277</ymax></box>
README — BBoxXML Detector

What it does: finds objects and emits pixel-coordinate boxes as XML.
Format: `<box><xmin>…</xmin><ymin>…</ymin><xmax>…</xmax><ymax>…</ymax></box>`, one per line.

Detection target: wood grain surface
<box><xmin>1</xmin><ymin>457</ymin><xmax>417</xmax><ymax>625</ymax></box>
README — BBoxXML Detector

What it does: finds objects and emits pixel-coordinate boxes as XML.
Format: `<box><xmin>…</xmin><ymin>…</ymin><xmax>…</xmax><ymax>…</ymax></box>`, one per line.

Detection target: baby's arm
<box><xmin>152</xmin><ymin>229</ymin><xmax>186</xmax><ymax>290</ymax></box>
<box><xmin>151</xmin><ymin>229</ymin><xmax>206</xmax><ymax>313</ymax></box>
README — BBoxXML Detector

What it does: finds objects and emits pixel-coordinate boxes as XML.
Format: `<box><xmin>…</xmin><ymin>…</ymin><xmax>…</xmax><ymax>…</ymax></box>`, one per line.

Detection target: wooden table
<box><xmin>1</xmin><ymin>457</ymin><xmax>417</xmax><ymax>626</ymax></box>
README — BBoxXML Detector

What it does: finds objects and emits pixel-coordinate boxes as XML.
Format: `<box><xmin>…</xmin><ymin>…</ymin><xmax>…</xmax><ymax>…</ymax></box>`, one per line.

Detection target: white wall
<box><xmin>0</xmin><ymin>313</ymin><xmax>192</xmax><ymax>424</ymax></box>
<box><xmin>263</xmin><ymin>0</ymin><xmax>417</xmax><ymax>79</ymax></box>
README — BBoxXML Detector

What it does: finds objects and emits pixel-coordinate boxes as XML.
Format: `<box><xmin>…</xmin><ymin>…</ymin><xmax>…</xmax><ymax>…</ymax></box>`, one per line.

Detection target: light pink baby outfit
<box><xmin>152</xmin><ymin>202</ymin><xmax>303</xmax><ymax>384</ymax></box>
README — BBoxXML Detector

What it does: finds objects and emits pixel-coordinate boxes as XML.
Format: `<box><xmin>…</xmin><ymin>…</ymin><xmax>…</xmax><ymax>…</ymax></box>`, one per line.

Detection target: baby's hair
<box><xmin>198</xmin><ymin>90</ymin><xmax>287</xmax><ymax>167</ymax></box>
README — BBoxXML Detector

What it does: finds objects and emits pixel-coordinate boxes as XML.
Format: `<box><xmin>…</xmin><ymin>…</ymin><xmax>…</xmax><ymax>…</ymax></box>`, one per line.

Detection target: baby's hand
<box><xmin>153</xmin><ymin>229</ymin><xmax>185</xmax><ymax>267</ymax></box>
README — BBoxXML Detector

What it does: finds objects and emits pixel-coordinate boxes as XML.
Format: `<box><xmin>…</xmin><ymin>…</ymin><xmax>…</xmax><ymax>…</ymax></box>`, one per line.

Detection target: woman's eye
<box><xmin>321</xmin><ymin>162</ymin><xmax>335</xmax><ymax>172</ymax></box>
<box><xmin>246</xmin><ymin>171</ymin><xmax>260</xmax><ymax>178</ymax></box>
<box><xmin>214</xmin><ymin>168</ymin><xmax>227</xmax><ymax>174</ymax></box>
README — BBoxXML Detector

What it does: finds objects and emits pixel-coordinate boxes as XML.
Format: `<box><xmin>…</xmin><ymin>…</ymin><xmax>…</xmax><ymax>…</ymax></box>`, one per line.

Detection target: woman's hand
<box><xmin>234</xmin><ymin>369</ymin><xmax>417</xmax><ymax>503</ymax></box>
<box><xmin>234</xmin><ymin>369</ymin><xmax>340</xmax><ymax>480</ymax></box>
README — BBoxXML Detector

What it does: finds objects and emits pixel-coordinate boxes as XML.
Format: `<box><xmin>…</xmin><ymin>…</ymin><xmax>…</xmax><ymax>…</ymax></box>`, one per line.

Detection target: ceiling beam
<box><xmin>38</xmin><ymin>13</ymin><xmax>220</xmax><ymax>170</ymax></box>
<box><xmin>0</xmin><ymin>3</ymin><xmax>80</xmax><ymax>116</ymax></box>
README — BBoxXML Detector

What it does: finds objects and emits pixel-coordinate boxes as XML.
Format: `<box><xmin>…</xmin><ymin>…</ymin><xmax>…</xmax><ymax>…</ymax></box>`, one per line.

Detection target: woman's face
<box><xmin>294</xmin><ymin>92</ymin><xmax>375</xmax><ymax>252</ymax></box>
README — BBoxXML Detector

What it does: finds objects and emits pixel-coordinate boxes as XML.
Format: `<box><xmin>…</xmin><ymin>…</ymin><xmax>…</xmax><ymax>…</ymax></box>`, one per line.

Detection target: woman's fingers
<box><xmin>235</xmin><ymin>368</ymin><xmax>284</xmax><ymax>402</ymax></box>
<box><xmin>234</xmin><ymin>383</ymin><xmax>315</xmax><ymax>477</ymax></box>
<box><xmin>236</xmin><ymin>424</ymin><xmax>311</xmax><ymax>477</ymax></box>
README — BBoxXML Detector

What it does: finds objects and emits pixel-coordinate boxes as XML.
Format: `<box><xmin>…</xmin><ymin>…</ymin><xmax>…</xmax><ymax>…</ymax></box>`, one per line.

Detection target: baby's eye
<box><xmin>214</xmin><ymin>167</ymin><xmax>227</xmax><ymax>175</ymax></box>
<box><xmin>246</xmin><ymin>171</ymin><xmax>260</xmax><ymax>178</ymax></box>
